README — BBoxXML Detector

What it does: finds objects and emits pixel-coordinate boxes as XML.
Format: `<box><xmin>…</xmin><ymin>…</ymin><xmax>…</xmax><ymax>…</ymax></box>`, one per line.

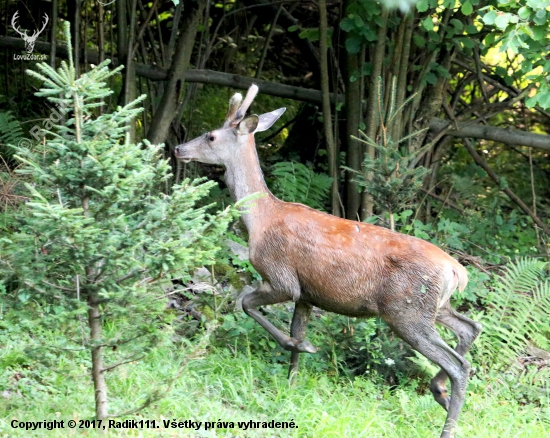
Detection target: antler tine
<box><xmin>233</xmin><ymin>84</ymin><xmax>259</xmax><ymax>124</ymax></box>
<box><xmin>38</xmin><ymin>13</ymin><xmax>49</xmax><ymax>35</ymax></box>
<box><xmin>11</xmin><ymin>11</ymin><xmax>26</xmax><ymax>37</ymax></box>
<box><xmin>223</xmin><ymin>92</ymin><xmax>243</xmax><ymax>128</ymax></box>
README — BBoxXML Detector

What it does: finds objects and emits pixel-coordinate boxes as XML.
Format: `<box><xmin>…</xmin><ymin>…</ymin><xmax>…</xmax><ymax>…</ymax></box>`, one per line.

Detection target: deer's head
<box><xmin>175</xmin><ymin>85</ymin><xmax>285</xmax><ymax>166</ymax></box>
<box><xmin>11</xmin><ymin>11</ymin><xmax>49</xmax><ymax>53</ymax></box>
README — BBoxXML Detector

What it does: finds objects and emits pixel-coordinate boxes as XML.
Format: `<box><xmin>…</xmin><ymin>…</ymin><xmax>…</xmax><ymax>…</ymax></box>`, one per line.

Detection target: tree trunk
<box><xmin>125</xmin><ymin>0</ymin><xmax>138</xmax><ymax>142</ymax></box>
<box><xmin>68</xmin><ymin>0</ymin><xmax>81</xmax><ymax>77</ymax></box>
<box><xmin>88</xmin><ymin>289</ymin><xmax>108</xmax><ymax>421</ymax></box>
<box><xmin>361</xmin><ymin>7</ymin><xmax>388</xmax><ymax>219</ymax></box>
<box><xmin>344</xmin><ymin>50</ymin><xmax>362</xmax><ymax>220</ymax></box>
<box><xmin>116</xmin><ymin>0</ymin><xmax>128</xmax><ymax>107</ymax></box>
<box><xmin>97</xmin><ymin>2</ymin><xmax>105</xmax><ymax>64</ymax></box>
<box><xmin>318</xmin><ymin>0</ymin><xmax>340</xmax><ymax>217</ymax></box>
<box><xmin>147</xmin><ymin>0</ymin><xmax>207</xmax><ymax>146</ymax></box>
<box><xmin>49</xmin><ymin>0</ymin><xmax>58</xmax><ymax>68</ymax></box>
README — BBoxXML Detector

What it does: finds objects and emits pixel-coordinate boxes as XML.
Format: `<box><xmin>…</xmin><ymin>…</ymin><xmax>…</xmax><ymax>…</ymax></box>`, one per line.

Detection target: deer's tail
<box><xmin>439</xmin><ymin>262</ymin><xmax>468</xmax><ymax>308</ymax></box>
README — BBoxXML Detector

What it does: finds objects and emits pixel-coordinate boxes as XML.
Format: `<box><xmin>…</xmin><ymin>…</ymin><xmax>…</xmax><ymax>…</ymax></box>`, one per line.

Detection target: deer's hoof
<box><xmin>296</xmin><ymin>339</ymin><xmax>317</xmax><ymax>354</ymax></box>
<box><xmin>430</xmin><ymin>385</ymin><xmax>450</xmax><ymax>412</ymax></box>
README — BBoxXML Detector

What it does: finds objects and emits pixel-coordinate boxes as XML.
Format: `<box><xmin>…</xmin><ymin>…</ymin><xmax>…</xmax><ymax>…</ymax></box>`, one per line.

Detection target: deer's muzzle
<box><xmin>174</xmin><ymin>144</ymin><xmax>191</xmax><ymax>163</ymax></box>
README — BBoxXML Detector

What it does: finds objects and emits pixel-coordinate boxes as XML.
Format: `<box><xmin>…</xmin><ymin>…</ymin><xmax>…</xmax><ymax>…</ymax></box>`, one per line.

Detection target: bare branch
<box><xmin>101</xmin><ymin>354</ymin><xmax>145</xmax><ymax>374</ymax></box>
<box><xmin>41</xmin><ymin>280</ymin><xmax>76</xmax><ymax>292</ymax></box>
<box><xmin>429</xmin><ymin>118</ymin><xmax>550</xmax><ymax>151</ymax></box>
<box><xmin>461</xmin><ymin>137</ymin><xmax>550</xmax><ymax>237</ymax></box>
<box><xmin>419</xmin><ymin>188</ymin><xmax>466</xmax><ymax>214</ymax></box>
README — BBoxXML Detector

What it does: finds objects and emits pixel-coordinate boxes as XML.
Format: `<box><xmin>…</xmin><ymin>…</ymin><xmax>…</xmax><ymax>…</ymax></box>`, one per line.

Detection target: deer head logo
<box><xmin>11</xmin><ymin>11</ymin><xmax>49</xmax><ymax>54</ymax></box>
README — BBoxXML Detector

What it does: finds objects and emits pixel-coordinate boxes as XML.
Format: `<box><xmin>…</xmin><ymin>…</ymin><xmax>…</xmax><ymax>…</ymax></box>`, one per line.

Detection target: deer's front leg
<box><xmin>241</xmin><ymin>283</ymin><xmax>316</xmax><ymax>354</ymax></box>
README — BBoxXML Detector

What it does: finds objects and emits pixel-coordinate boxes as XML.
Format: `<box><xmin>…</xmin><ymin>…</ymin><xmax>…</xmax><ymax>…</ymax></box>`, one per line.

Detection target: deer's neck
<box><xmin>224</xmin><ymin>137</ymin><xmax>275</xmax><ymax>233</ymax></box>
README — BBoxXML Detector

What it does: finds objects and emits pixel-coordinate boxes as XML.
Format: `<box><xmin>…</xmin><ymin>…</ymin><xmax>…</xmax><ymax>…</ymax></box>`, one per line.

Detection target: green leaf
<box><xmin>483</xmin><ymin>10</ymin><xmax>497</xmax><ymax>25</ymax></box>
<box><xmin>422</xmin><ymin>16</ymin><xmax>434</xmax><ymax>31</ymax></box>
<box><xmin>340</xmin><ymin>19</ymin><xmax>353</xmax><ymax>32</ymax></box>
<box><xmin>461</xmin><ymin>0</ymin><xmax>473</xmax><ymax>16</ymax></box>
<box><xmin>484</xmin><ymin>32</ymin><xmax>497</xmax><ymax>46</ymax></box>
<box><xmin>427</xmin><ymin>30</ymin><xmax>440</xmax><ymax>43</ymax></box>
<box><xmin>450</xmin><ymin>19</ymin><xmax>464</xmax><ymax>31</ymax></box>
<box><xmin>527</xmin><ymin>0</ymin><xmax>550</xmax><ymax>7</ymax></box>
<box><xmin>495</xmin><ymin>66</ymin><xmax>508</xmax><ymax>77</ymax></box>
<box><xmin>532</xmin><ymin>25</ymin><xmax>546</xmax><ymax>40</ymax></box>
<box><xmin>446</xmin><ymin>27</ymin><xmax>457</xmax><ymax>38</ymax></box>
<box><xmin>465</xmin><ymin>24</ymin><xmax>479</xmax><ymax>34</ymax></box>
<box><xmin>459</xmin><ymin>37</ymin><xmax>475</xmax><ymax>49</ymax></box>
<box><xmin>495</xmin><ymin>13</ymin><xmax>511</xmax><ymax>30</ymax></box>
<box><xmin>299</xmin><ymin>28</ymin><xmax>320</xmax><ymax>42</ymax></box>
<box><xmin>417</xmin><ymin>0</ymin><xmax>429</xmax><ymax>12</ymax></box>
<box><xmin>518</xmin><ymin>24</ymin><xmax>535</xmax><ymax>38</ymax></box>
<box><xmin>525</xmin><ymin>94</ymin><xmax>538</xmax><ymax>108</ymax></box>
<box><xmin>413</xmin><ymin>34</ymin><xmax>426</xmax><ymax>48</ymax></box>
<box><xmin>288</xmin><ymin>25</ymin><xmax>299</xmax><ymax>32</ymax></box>
<box><xmin>345</xmin><ymin>36</ymin><xmax>361</xmax><ymax>54</ymax></box>
<box><xmin>425</xmin><ymin>72</ymin><xmax>437</xmax><ymax>84</ymax></box>
<box><xmin>538</xmin><ymin>91</ymin><xmax>550</xmax><ymax>109</ymax></box>
<box><xmin>499</xmin><ymin>177</ymin><xmax>508</xmax><ymax>190</ymax></box>
<box><xmin>534</xmin><ymin>9</ymin><xmax>547</xmax><ymax>26</ymax></box>
<box><xmin>436</xmin><ymin>65</ymin><xmax>451</xmax><ymax>78</ymax></box>
<box><xmin>518</xmin><ymin>6</ymin><xmax>531</xmax><ymax>20</ymax></box>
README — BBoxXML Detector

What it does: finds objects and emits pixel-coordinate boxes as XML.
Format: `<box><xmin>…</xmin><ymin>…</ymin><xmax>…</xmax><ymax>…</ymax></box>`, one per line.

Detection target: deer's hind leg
<box><xmin>288</xmin><ymin>301</ymin><xmax>313</xmax><ymax>381</ymax></box>
<box><xmin>242</xmin><ymin>283</ymin><xmax>316</xmax><ymax>354</ymax></box>
<box><xmin>387</xmin><ymin>318</ymin><xmax>471</xmax><ymax>438</ymax></box>
<box><xmin>430</xmin><ymin>305</ymin><xmax>482</xmax><ymax>411</ymax></box>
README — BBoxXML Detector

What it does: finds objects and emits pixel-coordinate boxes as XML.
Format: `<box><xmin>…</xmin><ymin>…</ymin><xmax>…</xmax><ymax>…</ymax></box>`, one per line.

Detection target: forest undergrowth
<box><xmin>0</xmin><ymin>323</ymin><xmax>549</xmax><ymax>438</ymax></box>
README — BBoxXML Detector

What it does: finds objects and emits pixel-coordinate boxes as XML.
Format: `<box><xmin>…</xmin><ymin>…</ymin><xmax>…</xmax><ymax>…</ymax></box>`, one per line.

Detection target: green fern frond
<box><xmin>270</xmin><ymin>161</ymin><xmax>332</xmax><ymax>211</ymax></box>
<box><xmin>0</xmin><ymin>111</ymin><xmax>24</xmax><ymax>149</ymax></box>
<box><xmin>515</xmin><ymin>365</ymin><xmax>550</xmax><ymax>404</ymax></box>
<box><xmin>478</xmin><ymin>258</ymin><xmax>550</xmax><ymax>370</ymax></box>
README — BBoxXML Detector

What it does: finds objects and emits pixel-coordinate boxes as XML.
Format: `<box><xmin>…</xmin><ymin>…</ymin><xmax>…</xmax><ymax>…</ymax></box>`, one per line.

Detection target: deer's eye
<box><xmin>208</xmin><ymin>134</ymin><xmax>216</xmax><ymax>142</ymax></box>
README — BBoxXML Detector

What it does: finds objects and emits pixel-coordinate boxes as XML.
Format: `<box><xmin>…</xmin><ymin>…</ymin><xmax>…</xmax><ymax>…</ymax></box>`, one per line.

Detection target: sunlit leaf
<box><xmin>483</xmin><ymin>10</ymin><xmax>497</xmax><ymax>25</ymax></box>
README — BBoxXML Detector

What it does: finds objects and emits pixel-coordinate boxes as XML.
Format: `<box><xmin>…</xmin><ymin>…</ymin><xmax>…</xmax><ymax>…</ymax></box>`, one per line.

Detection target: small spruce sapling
<box><xmin>0</xmin><ymin>23</ymin><xmax>239</xmax><ymax>420</ymax></box>
<box><xmin>346</xmin><ymin>76</ymin><xmax>430</xmax><ymax>231</ymax></box>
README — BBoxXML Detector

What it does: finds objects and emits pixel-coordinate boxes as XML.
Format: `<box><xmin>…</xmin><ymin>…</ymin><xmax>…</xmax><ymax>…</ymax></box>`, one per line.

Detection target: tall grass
<box><xmin>1</xmin><ymin>328</ymin><xmax>548</xmax><ymax>437</ymax></box>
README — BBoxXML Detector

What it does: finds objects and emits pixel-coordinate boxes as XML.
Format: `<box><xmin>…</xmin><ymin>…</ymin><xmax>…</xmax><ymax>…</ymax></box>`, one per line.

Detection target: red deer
<box><xmin>175</xmin><ymin>85</ymin><xmax>481</xmax><ymax>438</ymax></box>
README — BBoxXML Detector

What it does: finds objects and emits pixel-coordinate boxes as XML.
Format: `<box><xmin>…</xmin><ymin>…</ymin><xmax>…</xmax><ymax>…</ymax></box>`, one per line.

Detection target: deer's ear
<box><xmin>255</xmin><ymin>108</ymin><xmax>286</xmax><ymax>133</ymax></box>
<box><xmin>237</xmin><ymin>115</ymin><xmax>259</xmax><ymax>135</ymax></box>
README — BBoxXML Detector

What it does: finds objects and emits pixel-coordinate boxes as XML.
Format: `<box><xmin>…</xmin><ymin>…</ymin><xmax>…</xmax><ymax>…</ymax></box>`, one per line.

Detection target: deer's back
<box><xmin>249</xmin><ymin>201</ymin><xmax>466</xmax><ymax>318</ymax></box>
